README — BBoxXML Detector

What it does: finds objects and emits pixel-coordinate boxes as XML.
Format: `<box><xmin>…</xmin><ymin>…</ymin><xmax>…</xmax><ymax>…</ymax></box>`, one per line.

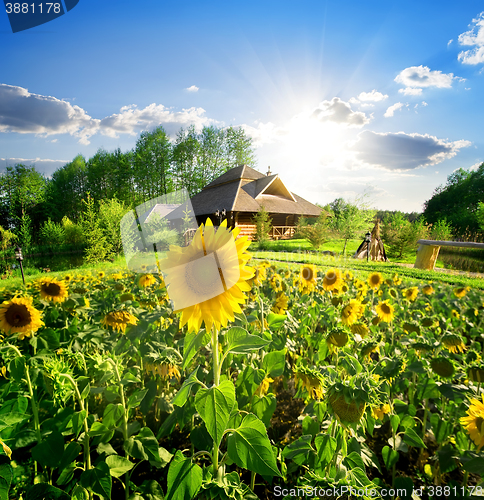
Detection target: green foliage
<box><xmin>381</xmin><ymin>213</ymin><xmax>429</xmax><ymax>258</ymax></box>
<box><xmin>98</xmin><ymin>198</ymin><xmax>130</xmax><ymax>255</ymax></box>
<box><xmin>328</xmin><ymin>195</ymin><xmax>376</xmax><ymax>254</ymax></box>
<box><xmin>40</xmin><ymin>218</ymin><xmax>65</xmax><ymax>246</ymax></box>
<box><xmin>252</xmin><ymin>206</ymin><xmax>272</xmax><ymax>244</ymax></box>
<box><xmin>17</xmin><ymin>211</ymin><xmax>33</xmax><ymax>252</ymax></box>
<box><xmin>298</xmin><ymin>211</ymin><xmax>330</xmax><ymax>250</ymax></box>
<box><xmin>423</xmin><ymin>163</ymin><xmax>484</xmax><ymax>236</ymax></box>
<box><xmin>429</xmin><ymin>218</ymin><xmax>453</xmax><ymax>241</ymax></box>
<box><xmin>80</xmin><ymin>193</ymin><xmax>112</xmax><ymax>264</ymax></box>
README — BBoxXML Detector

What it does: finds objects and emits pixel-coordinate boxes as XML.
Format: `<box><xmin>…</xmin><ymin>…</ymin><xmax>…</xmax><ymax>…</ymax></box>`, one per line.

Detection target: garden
<box><xmin>1</xmin><ymin>219</ymin><xmax>484</xmax><ymax>500</ymax></box>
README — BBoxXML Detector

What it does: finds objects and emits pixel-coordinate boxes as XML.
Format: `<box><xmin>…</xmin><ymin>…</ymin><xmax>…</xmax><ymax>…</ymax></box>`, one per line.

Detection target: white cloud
<box><xmin>0</xmin><ymin>84</ymin><xmax>216</xmax><ymax>145</ymax></box>
<box><xmin>351</xmin><ymin>131</ymin><xmax>471</xmax><ymax>171</ymax></box>
<box><xmin>311</xmin><ymin>97</ymin><xmax>370</xmax><ymax>127</ymax></box>
<box><xmin>458</xmin><ymin>12</ymin><xmax>484</xmax><ymax>65</ymax></box>
<box><xmin>421</xmin><ymin>101</ymin><xmax>428</xmax><ymax>107</ymax></box>
<box><xmin>399</xmin><ymin>87</ymin><xmax>423</xmax><ymax>96</ymax></box>
<box><xmin>357</xmin><ymin>90</ymin><xmax>388</xmax><ymax>102</ymax></box>
<box><xmin>394</xmin><ymin>65</ymin><xmax>459</xmax><ymax>89</ymax></box>
<box><xmin>469</xmin><ymin>161</ymin><xmax>483</xmax><ymax>171</ymax></box>
<box><xmin>185</xmin><ymin>85</ymin><xmax>199</xmax><ymax>92</ymax></box>
<box><xmin>448</xmin><ymin>39</ymin><xmax>453</xmax><ymax>46</ymax></box>
<box><xmin>384</xmin><ymin>102</ymin><xmax>405</xmax><ymax>118</ymax></box>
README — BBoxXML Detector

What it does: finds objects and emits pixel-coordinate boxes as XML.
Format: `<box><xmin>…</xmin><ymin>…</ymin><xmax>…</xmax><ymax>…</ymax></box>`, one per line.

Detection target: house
<box><xmin>189</xmin><ymin>165</ymin><xmax>322</xmax><ymax>239</ymax></box>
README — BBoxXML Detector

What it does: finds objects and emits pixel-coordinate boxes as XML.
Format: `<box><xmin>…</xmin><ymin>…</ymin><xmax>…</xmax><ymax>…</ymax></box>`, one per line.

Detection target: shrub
<box><xmin>40</xmin><ymin>218</ymin><xmax>65</xmax><ymax>246</ymax></box>
<box><xmin>382</xmin><ymin>213</ymin><xmax>429</xmax><ymax>258</ymax></box>
<box><xmin>252</xmin><ymin>206</ymin><xmax>272</xmax><ymax>244</ymax></box>
<box><xmin>298</xmin><ymin>212</ymin><xmax>329</xmax><ymax>250</ymax></box>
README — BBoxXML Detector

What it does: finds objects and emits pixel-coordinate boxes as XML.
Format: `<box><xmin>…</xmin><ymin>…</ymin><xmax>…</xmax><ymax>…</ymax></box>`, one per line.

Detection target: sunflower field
<box><xmin>0</xmin><ymin>221</ymin><xmax>484</xmax><ymax>500</ymax></box>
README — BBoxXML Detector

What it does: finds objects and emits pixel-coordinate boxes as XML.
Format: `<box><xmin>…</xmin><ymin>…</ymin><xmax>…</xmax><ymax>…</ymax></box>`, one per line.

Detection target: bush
<box><xmin>40</xmin><ymin>218</ymin><xmax>65</xmax><ymax>246</ymax></box>
<box><xmin>298</xmin><ymin>212</ymin><xmax>329</xmax><ymax>250</ymax></box>
<box><xmin>62</xmin><ymin>216</ymin><xmax>85</xmax><ymax>245</ymax></box>
<box><xmin>382</xmin><ymin>213</ymin><xmax>429</xmax><ymax>259</ymax></box>
<box><xmin>429</xmin><ymin>218</ymin><xmax>453</xmax><ymax>241</ymax></box>
<box><xmin>252</xmin><ymin>206</ymin><xmax>272</xmax><ymax>243</ymax></box>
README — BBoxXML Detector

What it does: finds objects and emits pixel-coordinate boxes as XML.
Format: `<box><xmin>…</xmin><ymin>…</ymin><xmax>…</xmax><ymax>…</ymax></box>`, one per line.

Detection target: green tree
<box><xmin>40</xmin><ymin>218</ymin><xmax>65</xmax><ymax>247</ymax></box>
<box><xmin>252</xmin><ymin>206</ymin><xmax>272</xmax><ymax>246</ymax></box>
<box><xmin>381</xmin><ymin>213</ymin><xmax>429</xmax><ymax>259</ymax></box>
<box><xmin>80</xmin><ymin>194</ymin><xmax>111</xmax><ymax>263</ymax></box>
<box><xmin>98</xmin><ymin>198</ymin><xmax>131</xmax><ymax>256</ymax></box>
<box><xmin>329</xmin><ymin>195</ymin><xmax>376</xmax><ymax>255</ymax></box>
<box><xmin>299</xmin><ymin>211</ymin><xmax>329</xmax><ymax>250</ymax></box>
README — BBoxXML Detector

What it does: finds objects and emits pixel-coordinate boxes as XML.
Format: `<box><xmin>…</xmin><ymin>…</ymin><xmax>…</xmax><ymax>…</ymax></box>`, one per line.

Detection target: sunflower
<box><xmin>298</xmin><ymin>265</ymin><xmax>318</xmax><ymax>294</ymax></box>
<box><xmin>0</xmin><ymin>297</ymin><xmax>44</xmax><ymax>339</ymax></box>
<box><xmin>120</xmin><ymin>293</ymin><xmax>136</xmax><ymax>302</ymax></box>
<box><xmin>102</xmin><ymin>310</ymin><xmax>138</xmax><ymax>334</ymax></box>
<box><xmin>158</xmin><ymin>219</ymin><xmax>253</xmax><ymax>333</ymax></box>
<box><xmin>343</xmin><ymin>270</ymin><xmax>354</xmax><ymax>281</ymax></box>
<box><xmin>272</xmin><ymin>293</ymin><xmax>289</xmax><ymax>314</ymax></box>
<box><xmin>295</xmin><ymin>370</ymin><xmax>324</xmax><ymax>400</ymax></box>
<box><xmin>430</xmin><ymin>357</ymin><xmax>455</xmax><ymax>378</ymax></box>
<box><xmin>460</xmin><ymin>395</ymin><xmax>484</xmax><ymax>450</ymax></box>
<box><xmin>403</xmin><ymin>287</ymin><xmax>419</xmax><ymax>301</ymax></box>
<box><xmin>327</xmin><ymin>328</ymin><xmax>349</xmax><ymax>348</ymax></box>
<box><xmin>422</xmin><ymin>284</ymin><xmax>434</xmax><ymax>295</ymax></box>
<box><xmin>372</xmin><ymin>403</ymin><xmax>391</xmax><ymax>421</ymax></box>
<box><xmin>250</xmin><ymin>265</ymin><xmax>267</xmax><ymax>287</ymax></box>
<box><xmin>98</xmin><ymin>271</ymin><xmax>105</xmax><ymax>279</ymax></box>
<box><xmin>451</xmin><ymin>309</ymin><xmax>460</xmax><ymax>319</ymax></box>
<box><xmin>441</xmin><ymin>333</ymin><xmax>466</xmax><ymax>354</ymax></box>
<box><xmin>322</xmin><ymin>268</ymin><xmax>343</xmax><ymax>292</ymax></box>
<box><xmin>454</xmin><ymin>286</ymin><xmax>470</xmax><ymax>298</ymax></box>
<box><xmin>63</xmin><ymin>274</ymin><xmax>72</xmax><ymax>282</ymax></box>
<box><xmin>350</xmin><ymin>322</ymin><xmax>369</xmax><ymax>338</ymax></box>
<box><xmin>375</xmin><ymin>300</ymin><xmax>395</xmax><ymax>323</ymax></box>
<box><xmin>138</xmin><ymin>274</ymin><xmax>157</xmax><ymax>288</ymax></box>
<box><xmin>368</xmin><ymin>272</ymin><xmax>383</xmax><ymax>289</ymax></box>
<box><xmin>38</xmin><ymin>277</ymin><xmax>69</xmax><ymax>303</ymax></box>
<box><xmin>110</xmin><ymin>272</ymin><xmax>124</xmax><ymax>280</ymax></box>
<box><xmin>361</xmin><ymin>341</ymin><xmax>379</xmax><ymax>360</ymax></box>
<box><xmin>255</xmin><ymin>376</ymin><xmax>274</xmax><ymax>397</ymax></box>
<box><xmin>392</xmin><ymin>274</ymin><xmax>402</xmax><ymax>286</ymax></box>
<box><xmin>341</xmin><ymin>299</ymin><xmax>365</xmax><ymax>326</ymax></box>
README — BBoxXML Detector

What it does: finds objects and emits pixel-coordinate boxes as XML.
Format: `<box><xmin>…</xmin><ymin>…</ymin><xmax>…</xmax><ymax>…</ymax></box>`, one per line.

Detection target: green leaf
<box><xmin>343</xmin><ymin>451</ymin><xmax>366</xmax><ymax>471</ymax></box>
<box><xmin>138</xmin><ymin>480</ymin><xmax>165</xmax><ymax>500</ymax></box>
<box><xmin>25</xmin><ymin>484</ymin><xmax>70</xmax><ymax>500</ymax></box>
<box><xmin>182</xmin><ymin>329</ymin><xmax>210</xmax><ymax>371</ymax></box>
<box><xmin>8</xmin><ymin>357</ymin><xmax>25</xmax><ymax>383</ymax></box>
<box><xmin>282</xmin><ymin>435</ymin><xmax>314</xmax><ymax>466</ymax></box>
<box><xmin>0</xmin><ymin>464</ymin><xmax>13</xmax><ymax>500</ymax></box>
<box><xmin>302</xmin><ymin>416</ymin><xmax>319</xmax><ymax>438</ymax></box>
<box><xmin>225</xmin><ymin>327</ymin><xmax>270</xmax><ymax>354</ymax></box>
<box><xmin>394</xmin><ymin>477</ymin><xmax>414</xmax><ymax>498</ymax></box>
<box><xmin>403</xmin><ymin>427</ymin><xmax>426</xmax><ymax>448</ymax></box>
<box><xmin>390</xmin><ymin>414</ymin><xmax>400</xmax><ymax>434</ymax></box>
<box><xmin>430</xmin><ymin>413</ymin><xmax>450</xmax><ymax>444</ymax></box>
<box><xmin>437</xmin><ymin>444</ymin><xmax>458</xmax><ymax>474</ymax></box>
<box><xmin>37</xmin><ymin>328</ymin><xmax>60</xmax><ymax>350</ymax></box>
<box><xmin>463</xmin><ymin>456</ymin><xmax>484</xmax><ymax>475</ymax></box>
<box><xmin>31</xmin><ymin>430</ymin><xmax>64</xmax><ymax>469</ymax></box>
<box><xmin>97</xmin><ymin>442</ymin><xmax>118</xmax><ymax>456</ymax></box>
<box><xmin>127</xmin><ymin>389</ymin><xmax>149</xmax><ymax>409</ymax></box>
<box><xmin>80</xmin><ymin>461</ymin><xmax>112</xmax><ymax>499</ymax></box>
<box><xmin>195</xmin><ymin>380</ymin><xmax>236</xmax><ymax>447</ymax></box>
<box><xmin>137</xmin><ymin>427</ymin><xmax>168</xmax><ymax>468</ymax></box>
<box><xmin>381</xmin><ymin>446</ymin><xmax>399</xmax><ymax>470</ymax></box>
<box><xmin>227</xmin><ymin>413</ymin><xmax>281</xmax><ymax>477</ymax></box>
<box><xmin>59</xmin><ymin>442</ymin><xmax>82</xmax><ymax>472</ymax></box>
<box><xmin>266</xmin><ymin>312</ymin><xmax>286</xmax><ymax>329</ymax></box>
<box><xmin>102</xmin><ymin>403</ymin><xmax>125</xmax><ymax>429</ymax></box>
<box><xmin>261</xmin><ymin>349</ymin><xmax>286</xmax><ymax>377</ymax></box>
<box><xmin>124</xmin><ymin>437</ymin><xmax>148</xmax><ymax>461</ymax></box>
<box><xmin>252</xmin><ymin>394</ymin><xmax>277</xmax><ymax>427</ymax></box>
<box><xmin>71</xmin><ymin>410</ymin><xmax>87</xmax><ymax>438</ymax></box>
<box><xmin>172</xmin><ymin>368</ymin><xmax>201</xmax><ymax>407</ymax></box>
<box><xmin>314</xmin><ymin>434</ymin><xmax>337</xmax><ymax>470</ymax></box>
<box><xmin>71</xmin><ymin>485</ymin><xmax>89</xmax><ymax>500</ymax></box>
<box><xmin>106</xmin><ymin>455</ymin><xmax>134</xmax><ymax>478</ymax></box>
<box><xmin>165</xmin><ymin>450</ymin><xmax>203</xmax><ymax>500</ymax></box>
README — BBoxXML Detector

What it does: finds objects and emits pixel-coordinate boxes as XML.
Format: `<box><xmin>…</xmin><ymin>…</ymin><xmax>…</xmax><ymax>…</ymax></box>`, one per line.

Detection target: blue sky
<box><xmin>1</xmin><ymin>0</ymin><xmax>484</xmax><ymax>212</ymax></box>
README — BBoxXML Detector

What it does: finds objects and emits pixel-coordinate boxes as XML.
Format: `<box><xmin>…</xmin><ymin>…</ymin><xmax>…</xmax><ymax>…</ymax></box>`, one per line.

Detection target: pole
<box><xmin>19</xmin><ymin>259</ymin><xmax>25</xmax><ymax>285</ymax></box>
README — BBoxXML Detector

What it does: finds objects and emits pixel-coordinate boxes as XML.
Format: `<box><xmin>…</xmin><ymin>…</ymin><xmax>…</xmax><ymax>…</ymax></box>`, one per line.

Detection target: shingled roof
<box><xmin>190</xmin><ymin>165</ymin><xmax>321</xmax><ymax>217</ymax></box>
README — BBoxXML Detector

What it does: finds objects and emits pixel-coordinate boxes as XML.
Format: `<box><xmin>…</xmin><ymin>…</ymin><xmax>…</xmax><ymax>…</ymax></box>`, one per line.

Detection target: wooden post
<box><xmin>414</xmin><ymin>244</ymin><xmax>441</xmax><ymax>270</ymax></box>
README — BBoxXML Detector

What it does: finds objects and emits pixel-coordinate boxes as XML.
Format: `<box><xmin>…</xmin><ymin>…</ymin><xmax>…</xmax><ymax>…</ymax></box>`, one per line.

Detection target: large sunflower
<box><xmin>341</xmin><ymin>299</ymin><xmax>365</xmax><ymax>326</ymax></box>
<box><xmin>322</xmin><ymin>268</ymin><xmax>343</xmax><ymax>292</ymax></box>
<box><xmin>375</xmin><ymin>300</ymin><xmax>395</xmax><ymax>323</ymax></box>
<box><xmin>38</xmin><ymin>277</ymin><xmax>69</xmax><ymax>303</ymax></box>
<box><xmin>298</xmin><ymin>265</ymin><xmax>318</xmax><ymax>294</ymax></box>
<box><xmin>460</xmin><ymin>395</ymin><xmax>484</xmax><ymax>450</ymax></box>
<box><xmin>102</xmin><ymin>310</ymin><xmax>138</xmax><ymax>333</ymax></box>
<box><xmin>0</xmin><ymin>297</ymin><xmax>44</xmax><ymax>339</ymax></box>
<box><xmin>368</xmin><ymin>272</ymin><xmax>384</xmax><ymax>289</ymax></box>
<box><xmin>158</xmin><ymin>219</ymin><xmax>253</xmax><ymax>333</ymax></box>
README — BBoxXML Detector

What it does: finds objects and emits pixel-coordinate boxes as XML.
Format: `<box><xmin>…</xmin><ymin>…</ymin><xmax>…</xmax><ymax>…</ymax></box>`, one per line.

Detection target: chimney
<box><xmin>266</xmin><ymin>166</ymin><xmax>272</xmax><ymax>176</ymax></box>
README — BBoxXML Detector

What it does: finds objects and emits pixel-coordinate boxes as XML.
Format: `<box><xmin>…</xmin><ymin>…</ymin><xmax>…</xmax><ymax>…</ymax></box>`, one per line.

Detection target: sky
<box><xmin>1</xmin><ymin>0</ymin><xmax>484</xmax><ymax>212</ymax></box>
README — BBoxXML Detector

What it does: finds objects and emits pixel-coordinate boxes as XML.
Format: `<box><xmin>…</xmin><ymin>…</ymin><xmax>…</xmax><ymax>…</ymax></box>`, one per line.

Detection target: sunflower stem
<box><xmin>211</xmin><ymin>326</ymin><xmax>221</xmax><ymax>478</ymax></box>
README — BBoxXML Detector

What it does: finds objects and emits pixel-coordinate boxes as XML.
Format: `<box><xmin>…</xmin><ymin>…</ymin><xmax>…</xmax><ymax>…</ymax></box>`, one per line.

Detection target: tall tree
<box><xmin>171</xmin><ymin>125</ymin><xmax>201</xmax><ymax>196</ymax></box>
<box><xmin>133</xmin><ymin>126</ymin><xmax>172</xmax><ymax>201</ymax></box>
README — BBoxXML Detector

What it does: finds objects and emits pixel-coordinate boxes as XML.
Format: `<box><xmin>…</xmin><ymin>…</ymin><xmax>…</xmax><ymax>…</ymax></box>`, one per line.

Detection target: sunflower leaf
<box><xmin>225</xmin><ymin>327</ymin><xmax>271</xmax><ymax>355</ymax></box>
<box><xmin>227</xmin><ymin>413</ymin><xmax>281</xmax><ymax>477</ymax></box>
<box><xmin>182</xmin><ymin>329</ymin><xmax>210</xmax><ymax>371</ymax></box>
<box><xmin>195</xmin><ymin>380</ymin><xmax>235</xmax><ymax>448</ymax></box>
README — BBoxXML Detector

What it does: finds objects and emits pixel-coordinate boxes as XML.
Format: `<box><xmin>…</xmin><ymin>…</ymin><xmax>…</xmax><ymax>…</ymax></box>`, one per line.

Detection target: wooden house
<box><xmin>190</xmin><ymin>165</ymin><xmax>322</xmax><ymax>239</ymax></box>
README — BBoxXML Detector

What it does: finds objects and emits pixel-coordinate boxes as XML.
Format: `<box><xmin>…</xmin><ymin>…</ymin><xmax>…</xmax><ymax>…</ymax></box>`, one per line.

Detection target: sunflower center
<box><xmin>370</xmin><ymin>276</ymin><xmax>380</xmax><ymax>286</ymax></box>
<box><xmin>476</xmin><ymin>416</ymin><xmax>484</xmax><ymax>432</ymax></box>
<box><xmin>43</xmin><ymin>282</ymin><xmax>61</xmax><ymax>296</ymax></box>
<box><xmin>325</xmin><ymin>272</ymin><xmax>337</xmax><ymax>285</ymax></box>
<box><xmin>5</xmin><ymin>304</ymin><xmax>32</xmax><ymax>327</ymax></box>
<box><xmin>381</xmin><ymin>303</ymin><xmax>391</xmax><ymax>314</ymax></box>
<box><xmin>302</xmin><ymin>267</ymin><xmax>313</xmax><ymax>281</ymax></box>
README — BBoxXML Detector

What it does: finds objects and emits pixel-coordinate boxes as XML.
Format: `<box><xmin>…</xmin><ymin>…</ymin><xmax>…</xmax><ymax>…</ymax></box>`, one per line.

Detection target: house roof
<box><xmin>190</xmin><ymin>165</ymin><xmax>322</xmax><ymax>217</ymax></box>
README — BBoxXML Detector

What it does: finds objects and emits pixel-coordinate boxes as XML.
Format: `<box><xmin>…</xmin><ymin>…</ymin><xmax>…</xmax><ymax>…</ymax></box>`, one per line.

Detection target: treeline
<box><xmin>423</xmin><ymin>163</ymin><xmax>484</xmax><ymax>237</ymax></box>
<box><xmin>0</xmin><ymin>125</ymin><xmax>257</xmax><ymax>257</ymax></box>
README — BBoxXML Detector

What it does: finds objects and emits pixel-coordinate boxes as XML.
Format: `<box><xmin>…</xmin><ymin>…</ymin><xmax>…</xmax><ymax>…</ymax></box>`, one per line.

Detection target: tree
<box><xmin>98</xmin><ymin>198</ymin><xmax>131</xmax><ymax>255</ymax></box>
<box><xmin>298</xmin><ymin>211</ymin><xmax>329</xmax><ymax>250</ymax></box>
<box><xmin>252</xmin><ymin>206</ymin><xmax>272</xmax><ymax>246</ymax></box>
<box><xmin>80</xmin><ymin>193</ymin><xmax>111</xmax><ymax>263</ymax></box>
<box><xmin>329</xmin><ymin>195</ymin><xmax>376</xmax><ymax>255</ymax></box>
<box><xmin>381</xmin><ymin>213</ymin><xmax>429</xmax><ymax>258</ymax></box>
